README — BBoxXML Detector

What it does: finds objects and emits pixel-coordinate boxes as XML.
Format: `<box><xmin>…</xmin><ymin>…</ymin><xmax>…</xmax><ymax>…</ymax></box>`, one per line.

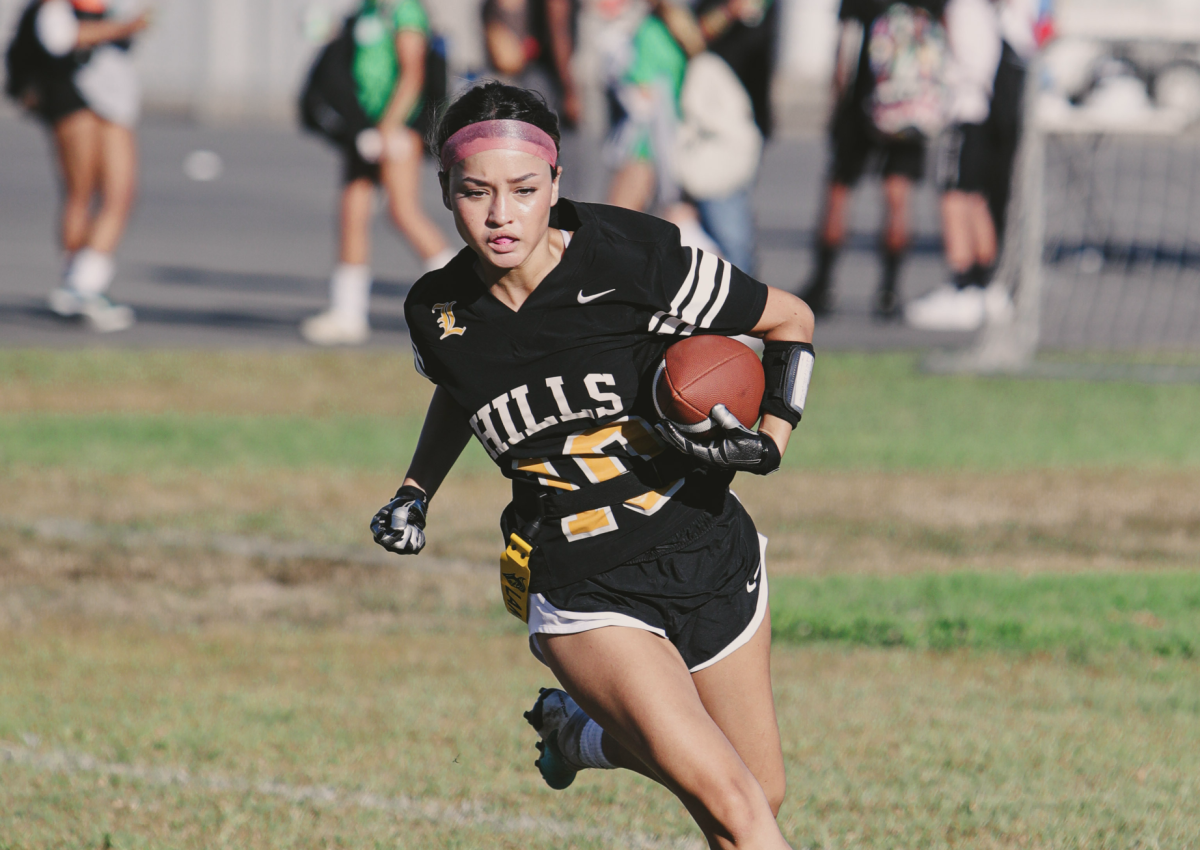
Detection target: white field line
<box><xmin>0</xmin><ymin>740</ymin><xmax>702</xmax><ymax>850</ymax></box>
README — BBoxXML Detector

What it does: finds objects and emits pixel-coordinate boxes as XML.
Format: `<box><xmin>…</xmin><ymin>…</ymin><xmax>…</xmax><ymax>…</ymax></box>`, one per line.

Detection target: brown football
<box><xmin>653</xmin><ymin>335</ymin><xmax>764</xmax><ymax>437</ymax></box>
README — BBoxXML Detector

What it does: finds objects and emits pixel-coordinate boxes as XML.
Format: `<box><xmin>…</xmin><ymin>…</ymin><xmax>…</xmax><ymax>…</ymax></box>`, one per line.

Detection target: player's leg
<box><xmin>380</xmin><ymin>126</ymin><xmax>454</xmax><ymax>271</ymax></box>
<box><xmin>941</xmin><ymin>189</ymin><xmax>976</xmax><ymax>275</ymax></box>
<box><xmin>340</xmin><ymin>177</ymin><xmax>375</xmax><ymax>267</ymax></box>
<box><xmin>691</xmin><ymin>608</ymin><xmax>786</xmax><ymax>816</ymax></box>
<box><xmin>802</xmin><ymin>105</ymin><xmax>869</xmax><ymax>314</ymax></box>
<box><xmin>302</xmin><ymin>177</ymin><xmax>375</xmax><ymax>345</ymax></box>
<box><xmin>876</xmin><ymin>170</ymin><xmax>914</xmax><ymax>319</ymax></box>
<box><xmin>52</xmin><ymin>109</ymin><xmax>100</xmax><ymax>255</ymax></box>
<box><xmin>538</xmin><ymin>626</ymin><xmax>792</xmax><ymax>850</ymax></box>
<box><xmin>50</xmin><ymin>112</ymin><xmax>134</xmax><ymax>330</ymax></box>
<box><xmin>89</xmin><ymin>118</ymin><xmax>138</xmax><ymax>255</ymax></box>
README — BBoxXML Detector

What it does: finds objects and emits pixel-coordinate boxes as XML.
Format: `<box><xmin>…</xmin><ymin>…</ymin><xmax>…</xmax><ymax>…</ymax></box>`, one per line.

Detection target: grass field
<box><xmin>2</xmin><ymin>350</ymin><xmax>1199</xmax><ymax>848</ymax></box>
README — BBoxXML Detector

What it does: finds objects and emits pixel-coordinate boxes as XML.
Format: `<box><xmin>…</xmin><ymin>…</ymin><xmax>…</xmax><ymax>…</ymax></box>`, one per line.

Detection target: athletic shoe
<box><xmin>524</xmin><ymin>687</ymin><xmax>586</xmax><ymax>790</ymax></box>
<box><xmin>84</xmin><ymin>296</ymin><xmax>135</xmax><ymax>332</ymax></box>
<box><xmin>48</xmin><ymin>286</ymin><xmax>86</xmax><ymax>317</ymax></box>
<box><xmin>300</xmin><ymin>310</ymin><xmax>369</xmax><ymax>346</ymax></box>
<box><xmin>50</xmin><ymin>288</ymin><xmax>135</xmax><ymax>332</ymax></box>
<box><xmin>904</xmin><ymin>284</ymin><xmax>986</xmax><ymax>331</ymax></box>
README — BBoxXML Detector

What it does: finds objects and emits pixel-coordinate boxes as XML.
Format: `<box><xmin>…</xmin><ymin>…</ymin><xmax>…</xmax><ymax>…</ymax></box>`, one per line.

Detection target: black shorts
<box><xmin>342</xmin><ymin>140</ymin><xmax>382</xmax><ymax>185</ymax></box>
<box><xmin>31</xmin><ymin>77</ymin><xmax>88</xmax><ymax>126</ymax></box>
<box><xmin>937</xmin><ymin>122</ymin><xmax>989</xmax><ymax>194</ymax></box>
<box><xmin>528</xmin><ymin>493</ymin><xmax>768</xmax><ymax>673</ymax></box>
<box><xmin>829</xmin><ymin>102</ymin><xmax>926</xmax><ymax>187</ymax></box>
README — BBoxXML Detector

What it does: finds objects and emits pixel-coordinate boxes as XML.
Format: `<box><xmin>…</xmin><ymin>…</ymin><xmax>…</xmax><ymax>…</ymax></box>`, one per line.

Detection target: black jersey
<box><xmin>405</xmin><ymin>200</ymin><xmax>769</xmax><ymax>592</ymax></box>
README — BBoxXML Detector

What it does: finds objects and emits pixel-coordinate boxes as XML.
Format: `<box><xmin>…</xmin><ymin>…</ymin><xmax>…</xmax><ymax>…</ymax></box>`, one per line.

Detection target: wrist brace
<box><xmin>760</xmin><ymin>341</ymin><xmax>815</xmax><ymax>428</ymax></box>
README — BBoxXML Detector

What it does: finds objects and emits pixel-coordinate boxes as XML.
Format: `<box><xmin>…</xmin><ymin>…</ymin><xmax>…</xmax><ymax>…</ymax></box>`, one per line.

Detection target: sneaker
<box><xmin>524</xmin><ymin>687</ymin><xmax>587</xmax><ymax>790</ymax></box>
<box><xmin>48</xmin><ymin>286</ymin><xmax>86</xmax><ymax>317</ymax></box>
<box><xmin>80</xmin><ymin>295</ymin><xmax>135</xmax><ymax>333</ymax></box>
<box><xmin>300</xmin><ymin>310</ymin><xmax>369</xmax><ymax>346</ymax></box>
<box><xmin>905</xmin><ymin>284</ymin><xmax>986</xmax><ymax>331</ymax></box>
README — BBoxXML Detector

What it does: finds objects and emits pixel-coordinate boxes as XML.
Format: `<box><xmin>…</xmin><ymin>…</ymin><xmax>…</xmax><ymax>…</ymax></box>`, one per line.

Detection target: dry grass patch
<box><xmin>3</xmin><ymin>467</ymin><xmax>1197</xmax><ymax>583</ymax></box>
<box><xmin>1</xmin><ymin>620</ymin><xmax>1196</xmax><ymax>849</ymax></box>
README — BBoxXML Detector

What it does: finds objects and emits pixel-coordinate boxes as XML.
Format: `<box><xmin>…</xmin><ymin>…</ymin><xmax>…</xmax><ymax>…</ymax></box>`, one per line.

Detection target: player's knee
<box><xmin>702</xmin><ymin>773</ymin><xmax>777</xmax><ymax>842</ymax></box>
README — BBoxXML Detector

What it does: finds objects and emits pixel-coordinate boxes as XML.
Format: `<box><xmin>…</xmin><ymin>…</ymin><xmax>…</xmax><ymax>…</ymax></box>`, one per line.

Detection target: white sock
<box><xmin>423</xmin><ymin>248</ymin><xmax>457</xmax><ymax>274</ymax></box>
<box><xmin>329</xmin><ymin>263</ymin><xmax>371</xmax><ymax>320</ymax></box>
<box><xmin>66</xmin><ymin>249</ymin><xmax>115</xmax><ymax>296</ymax></box>
<box><xmin>576</xmin><ymin>719</ymin><xmax>616</xmax><ymax>770</ymax></box>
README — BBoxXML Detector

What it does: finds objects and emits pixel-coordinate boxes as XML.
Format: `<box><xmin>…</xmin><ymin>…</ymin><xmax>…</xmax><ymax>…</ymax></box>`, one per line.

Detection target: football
<box><xmin>653</xmin><ymin>335</ymin><xmax>765</xmax><ymax>436</ymax></box>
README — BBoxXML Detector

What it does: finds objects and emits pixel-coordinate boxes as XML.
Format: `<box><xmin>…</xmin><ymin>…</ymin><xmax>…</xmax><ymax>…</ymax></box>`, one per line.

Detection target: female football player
<box><xmin>371</xmin><ymin>81</ymin><xmax>814</xmax><ymax>849</ymax></box>
<box><xmin>8</xmin><ymin>0</ymin><xmax>150</xmax><ymax>331</ymax></box>
<box><xmin>301</xmin><ymin>0</ymin><xmax>455</xmax><ymax>346</ymax></box>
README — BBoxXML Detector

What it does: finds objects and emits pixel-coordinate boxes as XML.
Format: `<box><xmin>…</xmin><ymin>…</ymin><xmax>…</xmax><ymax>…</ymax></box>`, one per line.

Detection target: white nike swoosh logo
<box><xmin>746</xmin><ymin>562</ymin><xmax>762</xmax><ymax>593</ymax></box>
<box><xmin>577</xmin><ymin>288</ymin><xmax>616</xmax><ymax>304</ymax></box>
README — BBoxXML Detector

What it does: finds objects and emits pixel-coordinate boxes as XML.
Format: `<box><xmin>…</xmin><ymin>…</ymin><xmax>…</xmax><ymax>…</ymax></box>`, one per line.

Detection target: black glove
<box><xmin>656</xmin><ymin>404</ymin><xmax>782</xmax><ymax>475</ymax></box>
<box><xmin>370</xmin><ymin>484</ymin><xmax>429</xmax><ymax>555</ymax></box>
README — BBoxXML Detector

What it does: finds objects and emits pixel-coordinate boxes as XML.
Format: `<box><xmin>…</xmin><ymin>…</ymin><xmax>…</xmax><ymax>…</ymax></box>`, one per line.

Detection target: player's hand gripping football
<box><xmin>656</xmin><ymin>404</ymin><xmax>782</xmax><ymax>475</ymax></box>
<box><xmin>370</xmin><ymin>485</ymin><xmax>429</xmax><ymax>555</ymax></box>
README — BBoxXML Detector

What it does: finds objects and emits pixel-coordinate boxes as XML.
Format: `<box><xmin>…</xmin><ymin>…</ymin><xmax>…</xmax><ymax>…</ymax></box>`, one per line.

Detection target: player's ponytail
<box><xmin>428</xmin><ymin>80</ymin><xmax>561</xmax><ymax>169</ymax></box>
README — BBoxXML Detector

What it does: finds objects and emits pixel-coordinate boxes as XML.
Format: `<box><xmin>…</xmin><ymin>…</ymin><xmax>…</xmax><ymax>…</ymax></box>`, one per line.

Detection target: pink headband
<box><xmin>439</xmin><ymin>120</ymin><xmax>558</xmax><ymax>172</ymax></box>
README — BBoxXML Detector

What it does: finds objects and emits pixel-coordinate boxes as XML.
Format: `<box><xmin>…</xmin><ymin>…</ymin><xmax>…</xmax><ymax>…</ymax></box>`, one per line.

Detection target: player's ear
<box><xmin>550</xmin><ymin>165</ymin><xmax>561</xmax><ymax>207</ymax></box>
<box><xmin>439</xmin><ymin>171</ymin><xmax>452</xmax><ymax>210</ymax></box>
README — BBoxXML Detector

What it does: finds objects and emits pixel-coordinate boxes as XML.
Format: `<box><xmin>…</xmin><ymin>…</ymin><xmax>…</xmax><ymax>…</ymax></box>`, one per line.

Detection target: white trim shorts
<box><xmin>528</xmin><ymin>495</ymin><xmax>768</xmax><ymax>673</ymax></box>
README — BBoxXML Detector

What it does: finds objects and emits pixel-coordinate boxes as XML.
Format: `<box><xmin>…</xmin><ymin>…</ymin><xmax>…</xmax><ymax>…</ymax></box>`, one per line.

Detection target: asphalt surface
<box><xmin>0</xmin><ymin>110</ymin><xmax>968</xmax><ymax>351</ymax></box>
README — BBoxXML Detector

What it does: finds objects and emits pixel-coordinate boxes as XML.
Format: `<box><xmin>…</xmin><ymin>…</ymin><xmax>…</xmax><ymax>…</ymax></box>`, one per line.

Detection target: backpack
<box><xmin>5</xmin><ymin>0</ymin><xmax>54</xmax><ymax>107</ymax></box>
<box><xmin>672</xmin><ymin>52</ymin><xmax>763</xmax><ymax>200</ymax></box>
<box><xmin>865</xmin><ymin>2</ymin><xmax>949</xmax><ymax>141</ymax></box>
<box><xmin>299</xmin><ymin>14</ymin><xmax>448</xmax><ymax>148</ymax></box>
<box><xmin>299</xmin><ymin>16</ymin><xmax>372</xmax><ymax>148</ymax></box>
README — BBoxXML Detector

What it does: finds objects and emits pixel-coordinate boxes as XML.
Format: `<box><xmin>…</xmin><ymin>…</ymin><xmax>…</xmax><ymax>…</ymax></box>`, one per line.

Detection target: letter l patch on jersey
<box><xmin>433</xmin><ymin>302</ymin><xmax>466</xmax><ymax>339</ymax></box>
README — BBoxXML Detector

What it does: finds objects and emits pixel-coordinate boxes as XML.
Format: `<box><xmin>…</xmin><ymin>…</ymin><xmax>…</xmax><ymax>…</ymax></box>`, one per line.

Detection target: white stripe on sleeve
<box><xmin>667</xmin><ymin>247</ymin><xmax>699</xmax><ymax>315</ymax></box>
<box><xmin>681</xmin><ymin>251</ymin><xmax>721</xmax><ymax>326</ymax></box>
<box><xmin>411</xmin><ymin>341</ymin><xmax>430</xmax><ymax>380</ymax></box>
<box><xmin>698</xmin><ymin>258</ymin><xmax>732</xmax><ymax>329</ymax></box>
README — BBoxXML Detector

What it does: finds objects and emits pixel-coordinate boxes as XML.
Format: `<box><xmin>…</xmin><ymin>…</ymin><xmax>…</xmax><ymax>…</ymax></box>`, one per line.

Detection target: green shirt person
<box><xmin>352</xmin><ymin>0</ymin><xmax>430</xmax><ymax>124</ymax></box>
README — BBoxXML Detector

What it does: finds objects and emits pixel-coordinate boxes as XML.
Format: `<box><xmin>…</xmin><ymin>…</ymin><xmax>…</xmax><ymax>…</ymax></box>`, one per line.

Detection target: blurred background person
<box><xmin>682</xmin><ymin>0</ymin><xmax>778</xmax><ymax>274</ymax></box>
<box><xmin>603</xmin><ymin>0</ymin><xmax>768</xmax><ymax>270</ymax></box>
<box><xmin>4</xmin><ymin>0</ymin><xmax>150</xmax><ymax>332</ymax></box>
<box><xmin>300</xmin><ymin>0</ymin><xmax>455</xmax><ymax>347</ymax></box>
<box><xmin>482</xmin><ymin>0</ymin><xmax>582</xmax><ymax>127</ymax></box>
<box><xmin>907</xmin><ymin>0</ymin><xmax>1034</xmax><ymax>330</ymax></box>
<box><xmin>799</xmin><ymin>0</ymin><xmax>949</xmax><ymax>320</ymax></box>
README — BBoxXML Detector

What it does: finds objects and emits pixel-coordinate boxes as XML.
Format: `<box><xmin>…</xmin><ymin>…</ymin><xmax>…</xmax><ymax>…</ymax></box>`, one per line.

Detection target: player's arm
<box><xmin>750</xmin><ymin>286</ymin><xmax>815</xmax><ymax>457</ymax></box>
<box><xmin>656</xmin><ymin>286</ymin><xmax>815</xmax><ymax>475</ymax></box>
<box><xmin>371</xmin><ymin>386</ymin><xmax>473</xmax><ymax>556</ymax></box>
<box><xmin>402</xmin><ymin>386</ymin><xmax>473</xmax><ymax>498</ymax></box>
<box><xmin>380</xmin><ymin>28</ymin><xmax>427</xmax><ymax>134</ymax></box>
<box><xmin>37</xmin><ymin>2</ymin><xmax>149</xmax><ymax>55</ymax></box>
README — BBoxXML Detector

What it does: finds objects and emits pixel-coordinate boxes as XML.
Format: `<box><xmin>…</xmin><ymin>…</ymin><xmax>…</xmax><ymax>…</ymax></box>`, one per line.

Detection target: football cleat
<box><xmin>524</xmin><ymin>687</ymin><xmax>586</xmax><ymax>790</ymax></box>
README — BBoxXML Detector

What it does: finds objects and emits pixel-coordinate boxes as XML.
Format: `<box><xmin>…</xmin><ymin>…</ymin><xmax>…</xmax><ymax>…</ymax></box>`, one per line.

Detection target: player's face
<box><xmin>443</xmin><ymin>149</ymin><xmax>561</xmax><ymax>273</ymax></box>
